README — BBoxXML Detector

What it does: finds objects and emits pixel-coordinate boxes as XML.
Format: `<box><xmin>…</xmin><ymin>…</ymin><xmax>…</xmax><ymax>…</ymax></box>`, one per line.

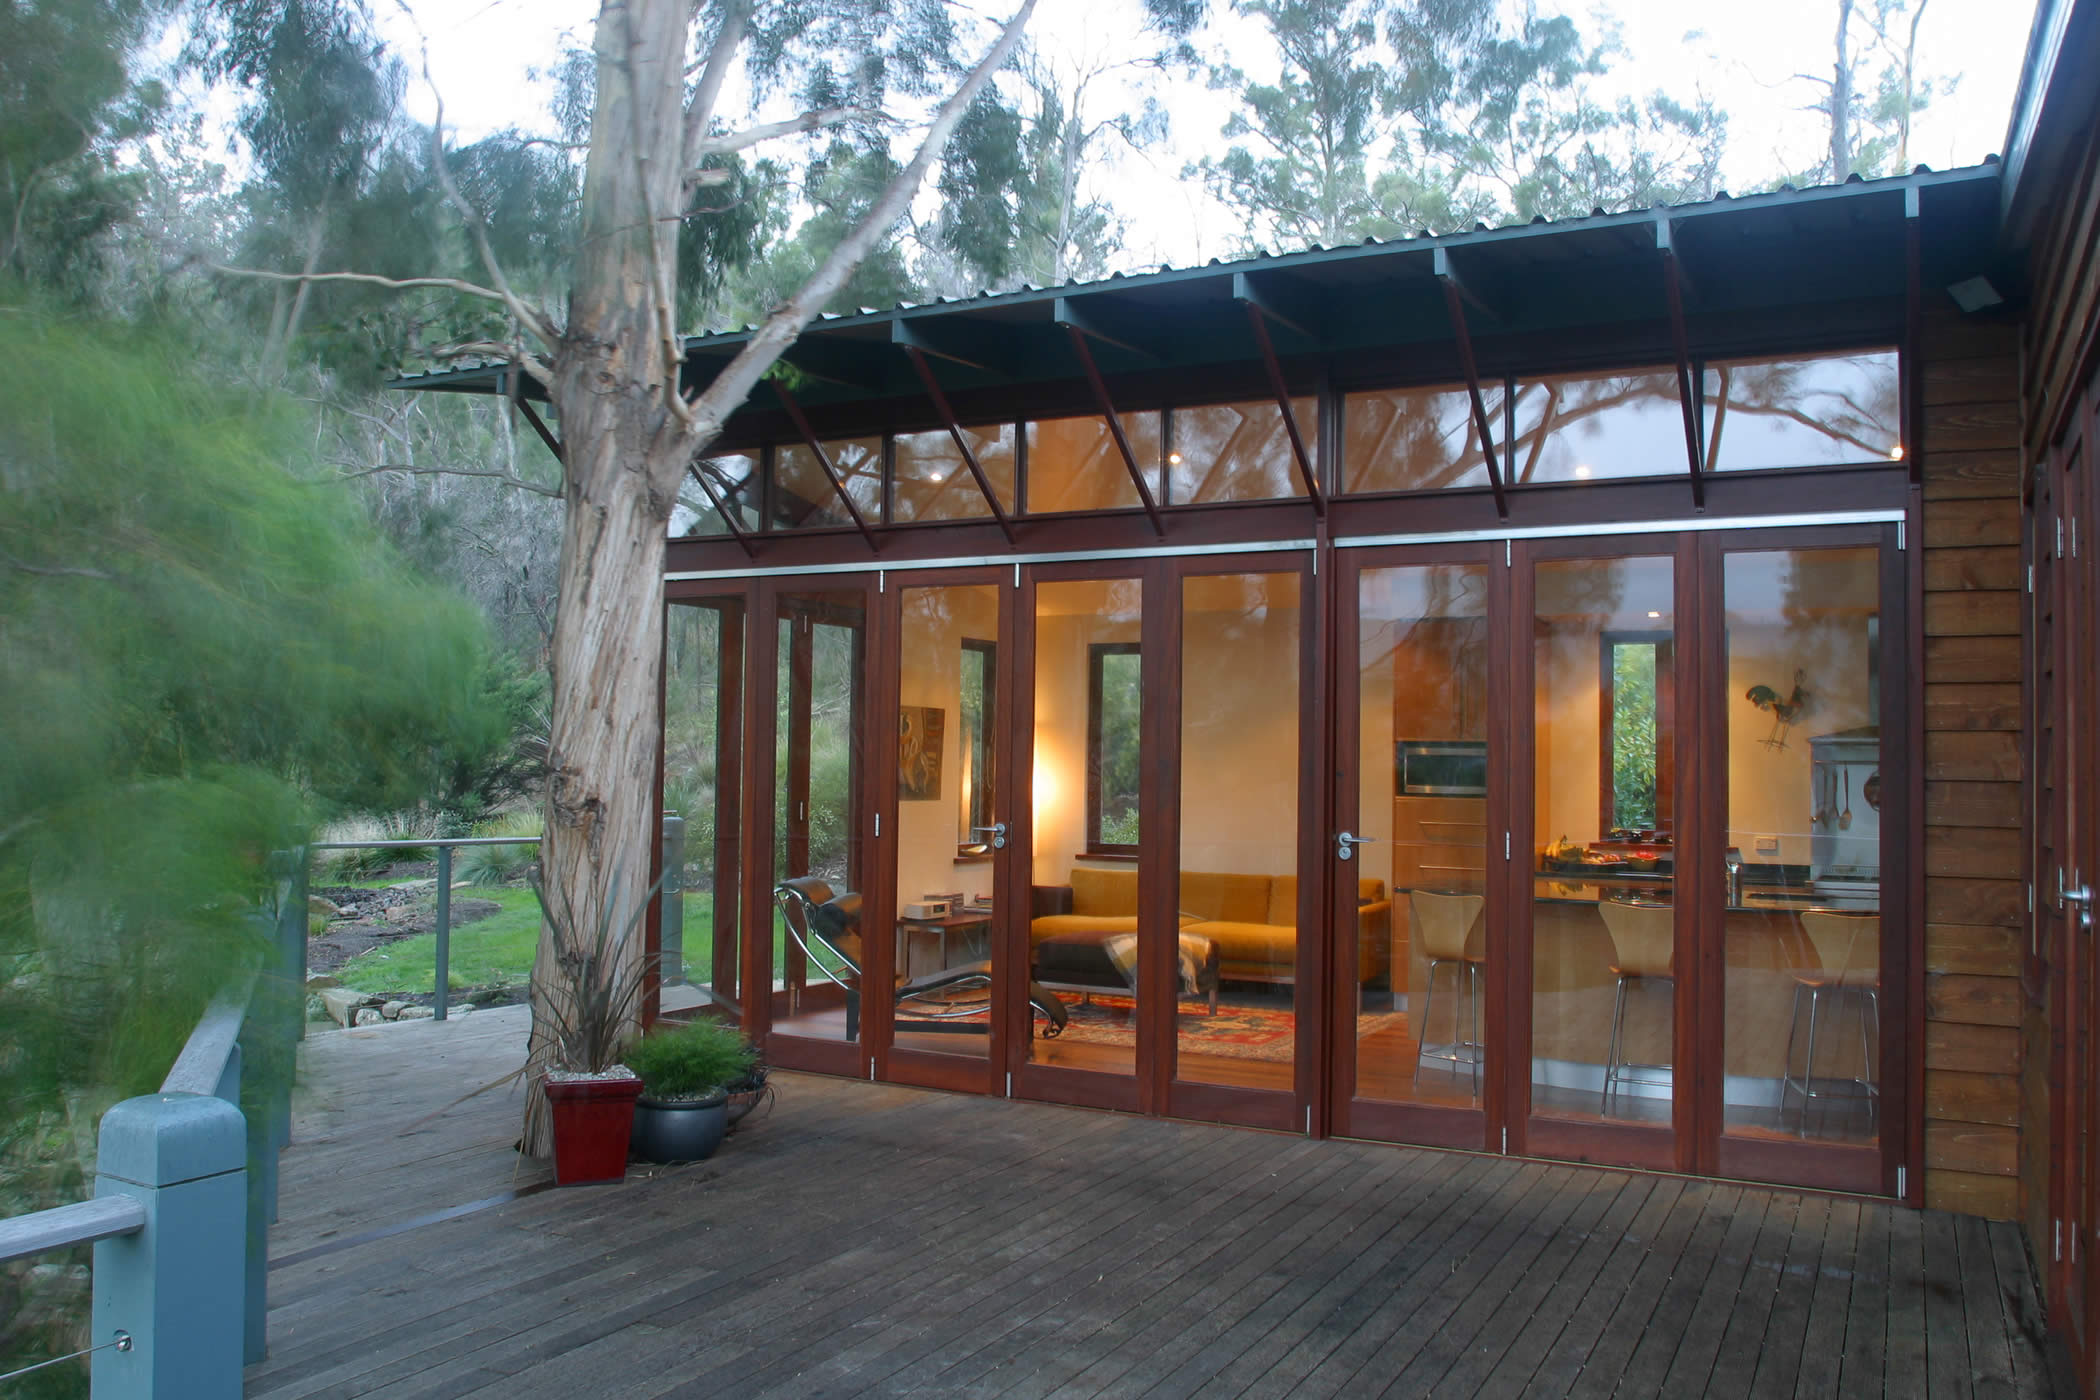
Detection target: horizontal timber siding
<box><xmin>1919</xmin><ymin>304</ymin><xmax>2025</xmax><ymax>1221</ymax></box>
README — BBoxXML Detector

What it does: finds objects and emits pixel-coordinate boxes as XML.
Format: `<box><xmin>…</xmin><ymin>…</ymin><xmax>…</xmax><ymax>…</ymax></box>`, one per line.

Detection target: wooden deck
<box><xmin>248</xmin><ymin>1007</ymin><xmax>2055</xmax><ymax>1399</ymax></box>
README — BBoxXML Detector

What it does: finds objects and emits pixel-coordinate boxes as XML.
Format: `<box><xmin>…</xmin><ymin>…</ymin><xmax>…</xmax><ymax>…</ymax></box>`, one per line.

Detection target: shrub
<box><xmin>624</xmin><ymin>1018</ymin><xmax>752</xmax><ymax>1102</ymax></box>
<box><xmin>315</xmin><ymin>809</ymin><xmax>445</xmax><ymax>882</ymax></box>
<box><xmin>457</xmin><ymin>810</ymin><xmax>542</xmax><ymax>886</ymax></box>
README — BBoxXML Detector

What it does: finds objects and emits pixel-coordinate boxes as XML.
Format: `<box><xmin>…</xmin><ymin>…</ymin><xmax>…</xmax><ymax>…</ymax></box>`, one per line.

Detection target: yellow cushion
<box><xmin>1187</xmin><ymin>920</ymin><xmax>1294</xmax><ymax>967</ymax></box>
<box><xmin>1358</xmin><ymin>877</ymin><xmax>1386</xmax><ymax>905</ymax></box>
<box><xmin>1266</xmin><ymin>876</ymin><xmax>1298</xmax><ymax>927</ymax></box>
<box><xmin>1030</xmin><ymin>914</ymin><xmax>1139</xmax><ymax>944</ymax></box>
<box><xmin>1179</xmin><ymin>871</ymin><xmax>1272</xmax><ymax>924</ymax></box>
<box><xmin>1069</xmin><ymin>867</ymin><xmax>1138</xmax><ymax>917</ymax></box>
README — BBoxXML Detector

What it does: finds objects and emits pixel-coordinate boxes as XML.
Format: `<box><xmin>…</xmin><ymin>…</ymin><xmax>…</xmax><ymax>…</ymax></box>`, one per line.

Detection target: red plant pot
<box><xmin>544</xmin><ymin>1074</ymin><xmax>643</xmax><ymax>1185</ymax></box>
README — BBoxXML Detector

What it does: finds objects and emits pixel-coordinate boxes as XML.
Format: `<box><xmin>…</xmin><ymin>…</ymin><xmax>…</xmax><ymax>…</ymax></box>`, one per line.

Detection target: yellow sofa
<box><xmin>1030</xmin><ymin>867</ymin><xmax>1392</xmax><ymax>986</ymax></box>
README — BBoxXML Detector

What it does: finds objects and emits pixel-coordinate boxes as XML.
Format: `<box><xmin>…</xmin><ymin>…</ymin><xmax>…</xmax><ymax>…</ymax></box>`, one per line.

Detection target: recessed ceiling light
<box><xmin>1889</xmin><ymin>445</ymin><xmax>1905</xmax><ymax>461</ymax></box>
<box><xmin>1574</xmin><ymin>464</ymin><xmax>1592</xmax><ymax>478</ymax></box>
<box><xmin>1647</xmin><ymin>611</ymin><xmax>1662</xmax><ymax>619</ymax></box>
<box><xmin>1168</xmin><ymin>451</ymin><xmax>1183</xmax><ymax>465</ymax></box>
<box><xmin>927</xmin><ymin>471</ymin><xmax>945</xmax><ymax>483</ymax></box>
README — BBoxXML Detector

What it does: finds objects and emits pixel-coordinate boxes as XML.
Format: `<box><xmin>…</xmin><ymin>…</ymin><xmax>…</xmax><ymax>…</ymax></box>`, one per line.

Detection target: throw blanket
<box><xmin>1098</xmin><ymin>932</ymin><xmax>1210</xmax><ymax>997</ymax></box>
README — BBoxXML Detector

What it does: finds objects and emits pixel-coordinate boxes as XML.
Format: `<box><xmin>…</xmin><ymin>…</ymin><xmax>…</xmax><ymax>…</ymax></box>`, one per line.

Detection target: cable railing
<box><xmin>0</xmin><ymin>852</ymin><xmax>307</xmax><ymax>1397</ymax></box>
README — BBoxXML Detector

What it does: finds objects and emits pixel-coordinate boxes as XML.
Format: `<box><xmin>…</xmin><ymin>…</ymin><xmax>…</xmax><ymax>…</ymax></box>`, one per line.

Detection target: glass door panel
<box><xmin>891</xmin><ymin>583</ymin><xmax>1003</xmax><ymax>1062</ymax></box>
<box><xmin>662</xmin><ymin>598</ymin><xmax>744</xmax><ymax>1020</ymax></box>
<box><xmin>1354</xmin><ymin>562</ymin><xmax>1492</xmax><ymax>1113</ymax></box>
<box><xmin>1026</xmin><ymin>576</ymin><xmax>1144</xmax><ymax>1082</ymax></box>
<box><xmin>1528</xmin><ymin>555</ymin><xmax>1678</xmax><ymax>1133</ymax></box>
<box><xmin>1176</xmin><ymin>571</ymin><xmax>1301</xmax><ymax>1093</ymax></box>
<box><xmin>1718</xmin><ymin>547</ymin><xmax>1882</xmax><ymax>1147</ymax></box>
<box><xmin>768</xmin><ymin>590</ymin><xmax>869</xmax><ymax>1055</ymax></box>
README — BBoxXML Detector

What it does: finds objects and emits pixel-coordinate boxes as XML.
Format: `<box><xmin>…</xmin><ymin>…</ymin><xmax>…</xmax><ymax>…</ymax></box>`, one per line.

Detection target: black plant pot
<box><xmin>630</xmin><ymin>1089</ymin><xmax>729</xmax><ymax>1163</ymax></box>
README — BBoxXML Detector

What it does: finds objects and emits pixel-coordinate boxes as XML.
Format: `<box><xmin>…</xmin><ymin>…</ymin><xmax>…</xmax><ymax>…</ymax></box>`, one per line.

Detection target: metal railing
<box><xmin>309</xmin><ymin>816</ymin><xmax>689</xmax><ymax>1016</ymax></box>
<box><xmin>0</xmin><ymin>853</ymin><xmax>306</xmax><ymax>1397</ymax></box>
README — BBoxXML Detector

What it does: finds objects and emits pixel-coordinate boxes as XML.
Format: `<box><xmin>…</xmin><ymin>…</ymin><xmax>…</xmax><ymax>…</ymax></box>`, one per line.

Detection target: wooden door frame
<box><xmin>1325</xmin><ymin>539</ymin><xmax>1505</xmax><ymax>1153</ymax></box>
<box><xmin>1507</xmin><ymin>533</ymin><xmax>1692</xmax><ymax>1174</ymax></box>
<box><xmin>873</xmin><ymin>566</ymin><xmax>1017</xmax><ymax>1098</ymax></box>
<box><xmin>744</xmin><ymin>572</ymin><xmax>882</xmax><ymax>1080</ymax></box>
<box><xmin>655</xmin><ymin>583</ymin><xmax>753</xmax><ymax>1029</ymax></box>
<box><xmin>1698</xmin><ymin>521</ymin><xmax>1911</xmax><ymax>1196</ymax></box>
<box><xmin>1161</xmin><ymin>547</ymin><xmax>1321</xmax><ymax>1134</ymax></box>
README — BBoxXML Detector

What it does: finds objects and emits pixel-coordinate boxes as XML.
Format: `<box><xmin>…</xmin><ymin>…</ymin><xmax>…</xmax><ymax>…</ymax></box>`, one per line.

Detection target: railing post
<box><xmin>92</xmin><ymin>1094</ymin><xmax>248</xmax><ymax>1399</ymax></box>
<box><xmin>434</xmin><ymin>844</ymin><xmax>452</xmax><ymax>1022</ymax></box>
<box><xmin>661</xmin><ymin>814</ymin><xmax>686</xmax><ymax>985</ymax></box>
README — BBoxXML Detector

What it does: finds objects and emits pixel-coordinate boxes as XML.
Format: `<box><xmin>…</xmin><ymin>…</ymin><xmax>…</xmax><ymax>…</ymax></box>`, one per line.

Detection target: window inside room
<box><xmin>958</xmin><ymin>638</ymin><xmax>997</xmax><ymax>852</ymax></box>
<box><xmin>1088</xmin><ymin>642</ymin><xmax>1142</xmax><ymax>852</ymax></box>
<box><xmin>1601</xmin><ymin>634</ymin><xmax>1674</xmax><ymax>834</ymax></box>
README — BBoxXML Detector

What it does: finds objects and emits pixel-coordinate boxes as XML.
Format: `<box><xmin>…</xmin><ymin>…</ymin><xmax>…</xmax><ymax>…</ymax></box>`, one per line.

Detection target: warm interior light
<box><xmin>1573</xmin><ymin>464</ymin><xmax>1592</xmax><ymax>478</ymax></box>
<box><xmin>927</xmin><ymin>470</ymin><xmax>946</xmax><ymax>483</ymax></box>
<box><xmin>1647</xmin><ymin>611</ymin><xmax>1662</xmax><ymax>619</ymax></box>
<box><xmin>1889</xmin><ymin>445</ymin><xmax>1905</xmax><ymax>461</ymax></box>
<box><xmin>1167</xmin><ymin>451</ymin><xmax>1183</xmax><ymax>465</ymax></box>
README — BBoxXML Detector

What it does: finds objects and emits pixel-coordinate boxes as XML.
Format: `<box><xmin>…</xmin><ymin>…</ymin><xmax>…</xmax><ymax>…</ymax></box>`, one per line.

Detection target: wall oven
<box><xmin>1396</xmin><ymin>740</ymin><xmax>1489</xmax><ymax>797</ymax></box>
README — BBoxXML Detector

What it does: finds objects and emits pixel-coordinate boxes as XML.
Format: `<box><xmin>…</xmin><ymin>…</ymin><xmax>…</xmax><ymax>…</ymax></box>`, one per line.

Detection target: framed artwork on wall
<box><xmin>899</xmin><ymin>705</ymin><xmax>945</xmax><ymax>800</ymax></box>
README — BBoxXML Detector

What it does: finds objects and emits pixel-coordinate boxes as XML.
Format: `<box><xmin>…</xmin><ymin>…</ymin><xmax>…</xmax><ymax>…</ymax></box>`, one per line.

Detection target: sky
<box><xmin>376</xmin><ymin>0</ymin><xmax>2040</xmax><ymax>278</ymax></box>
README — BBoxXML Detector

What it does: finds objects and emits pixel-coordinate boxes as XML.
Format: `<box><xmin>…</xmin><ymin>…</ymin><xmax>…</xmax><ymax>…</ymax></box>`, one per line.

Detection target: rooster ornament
<box><xmin>1746</xmin><ymin>669</ymin><xmax>1810</xmax><ymax>750</ymax></box>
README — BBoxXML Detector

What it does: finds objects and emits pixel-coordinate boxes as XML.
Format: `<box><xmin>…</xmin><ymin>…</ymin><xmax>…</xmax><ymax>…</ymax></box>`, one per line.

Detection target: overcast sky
<box><xmin>377</xmin><ymin>0</ymin><xmax>2039</xmax><ymax>277</ymax></box>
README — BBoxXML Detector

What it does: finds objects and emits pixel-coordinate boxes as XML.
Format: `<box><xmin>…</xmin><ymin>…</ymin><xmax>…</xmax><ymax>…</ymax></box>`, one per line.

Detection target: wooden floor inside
<box><xmin>250</xmin><ymin>1006</ymin><xmax>2054</xmax><ymax>1399</ymax></box>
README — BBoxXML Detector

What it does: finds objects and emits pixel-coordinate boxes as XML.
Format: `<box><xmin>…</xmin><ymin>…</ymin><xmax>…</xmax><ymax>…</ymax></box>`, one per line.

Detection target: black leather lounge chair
<box><xmin>773</xmin><ymin>877</ymin><xmax>1067</xmax><ymax>1041</ymax></box>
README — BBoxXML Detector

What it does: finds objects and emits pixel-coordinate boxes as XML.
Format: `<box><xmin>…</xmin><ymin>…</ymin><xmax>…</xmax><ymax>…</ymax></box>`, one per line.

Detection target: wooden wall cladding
<box><xmin>2023</xmin><ymin>115</ymin><xmax>2100</xmax><ymax>457</ymax></box>
<box><xmin>1918</xmin><ymin>306</ymin><xmax>2026</xmax><ymax>1221</ymax></box>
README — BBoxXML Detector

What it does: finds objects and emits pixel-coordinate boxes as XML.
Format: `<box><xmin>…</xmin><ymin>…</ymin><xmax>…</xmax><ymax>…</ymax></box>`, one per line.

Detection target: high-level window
<box><xmin>1087</xmin><ymin>642</ymin><xmax>1141</xmax><ymax>853</ymax></box>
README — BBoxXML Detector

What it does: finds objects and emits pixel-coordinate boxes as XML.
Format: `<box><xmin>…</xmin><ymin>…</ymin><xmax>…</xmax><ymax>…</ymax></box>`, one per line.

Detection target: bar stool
<box><xmin>1410</xmin><ymin>890</ymin><xmax>1487</xmax><ymax>1092</ymax></box>
<box><xmin>1782</xmin><ymin>912</ymin><xmax>1880</xmax><ymax>1137</ymax></box>
<box><xmin>1596</xmin><ymin>901</ymin><xmax>1675</xmax><ymax>1115</ymax></box>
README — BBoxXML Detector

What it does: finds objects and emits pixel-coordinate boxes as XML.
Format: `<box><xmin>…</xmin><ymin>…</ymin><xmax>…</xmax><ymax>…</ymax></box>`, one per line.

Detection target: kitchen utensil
<box><xmin>1864</xmin><ymin>771</ymin><xmax>1881</xmax><ymax>811</ymax></box>
<box><xmin>1840</xmin><ymin>769</ymin><xmax>1853</xmax><ymax>829</ymax></box>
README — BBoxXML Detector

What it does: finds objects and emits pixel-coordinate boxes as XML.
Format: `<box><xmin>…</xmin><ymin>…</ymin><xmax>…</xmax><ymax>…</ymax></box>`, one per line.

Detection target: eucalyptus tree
<box><xmin>1793</xmin><ymin>0</ymin><xmax>1950</xmax><ymax>184</ymax></box>
<box><xmin>210</xmin><ymin>0</ymin><xmax>1037</xmax><ymax>1152</ymax></box>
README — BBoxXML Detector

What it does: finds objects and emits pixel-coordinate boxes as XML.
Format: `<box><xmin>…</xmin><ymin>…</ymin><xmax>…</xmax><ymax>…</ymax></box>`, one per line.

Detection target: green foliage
<box><xmin>457</xmin><ymin>810</ymin><xmax>544</xmax><ymax>887</ymax></box>
<box><xmin>0</xmin><ymin>304</ymin><xmax>499</xmax><ymax>1387</ymax></box>
<box><xmin>1094</xmin><ymin>649</ymin><xmax>1141</xmax><ymax>845</ymax></box>
<box><xmin>624</xmin><ymin>1017</ymin><xmax>753</xmax><ymax>1101</ymax></box>
<box><xmin>334</xmin><ymin>883</ymin><xmax>545</xmax><ymax>993</ymax></box>
<box><xmin>530</xmin><ymin>866</ymin><xmax>661</xmax><ymax>1074</ymax></box>
<box><xmin>1611</xmin><ymin>643</ymin><xmax>1658</xmax><ymax>830</ymax></box>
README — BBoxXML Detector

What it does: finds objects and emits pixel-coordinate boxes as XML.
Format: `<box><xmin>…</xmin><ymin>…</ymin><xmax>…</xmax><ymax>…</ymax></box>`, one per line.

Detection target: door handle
<box><xmin>972</xmin><ymin>822</ymin><xmax>1008</xmax><ymax>850</ymax></box>
<box><xmin>1336</xmin><ymin>832</ymin><xmax>1377</xmax><ymax>862</ymax></box>
<box><xmin>2063</xmin><ymin>868</ymin><xmax>2094</xmax><ymax>929</ymax></box>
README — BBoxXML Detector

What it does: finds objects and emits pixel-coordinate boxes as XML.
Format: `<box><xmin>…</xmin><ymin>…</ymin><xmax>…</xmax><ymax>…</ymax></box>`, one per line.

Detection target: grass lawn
<box><xmin>334</xmin><ymin>888</ymin><xmax>719</xmax><ymax>995</ymax></box>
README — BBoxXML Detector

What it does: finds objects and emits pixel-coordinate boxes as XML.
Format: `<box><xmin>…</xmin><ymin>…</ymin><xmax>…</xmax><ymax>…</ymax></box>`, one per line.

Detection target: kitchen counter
<box><xmin>1529</xmin><ymin>872</ymin><xmax>1882</xmax><ymax>915</ymax></box>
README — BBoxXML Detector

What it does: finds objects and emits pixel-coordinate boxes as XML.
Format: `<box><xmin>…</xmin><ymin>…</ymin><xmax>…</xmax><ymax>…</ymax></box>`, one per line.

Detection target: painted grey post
<box><xmin>434</xmin><ymin>844</ymin><xmax>452</xmax><ymax>1021</ymax></box>
<box><xmin>93</xmin><ymin>1094</ymin><xmax>249</xmax><ymax>1398</ymax></box>
<box><xmin>661</xmin><ymin>813</ymin><xmax>686</xmax><ymax>984</ymax></box>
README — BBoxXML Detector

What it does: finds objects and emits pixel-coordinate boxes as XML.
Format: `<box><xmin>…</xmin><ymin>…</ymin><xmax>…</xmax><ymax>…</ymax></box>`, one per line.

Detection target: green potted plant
<box><xmin>532</xmin><ymin>871</ymin><xmax>653</xmax><ymax>1186</ymax></box>
<box><xmin>626</xmin><ymin>1017</ymin><xmax>753</xmax><ymax>1162</ymax></box>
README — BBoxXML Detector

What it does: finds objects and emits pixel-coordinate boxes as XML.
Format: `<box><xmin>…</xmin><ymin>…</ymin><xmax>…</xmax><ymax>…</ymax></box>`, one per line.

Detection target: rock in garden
<box><xmin>396</xmin><ymin>1005</ymin><xmax>435</xmax><ymax>1020</ymax></box>
<box><xmin>354</xmin><ymin>1007</ymin><xmax>387</xmax><ymax>1026</ymax></box>
<box><xmin>318</xmin><ymin>987</ymin><xmax>370</xmax><ymax>1027</ymax></box>
<box><xmin>308</xmin><ymin>895</ymin><xmax>345</xmax><ymax>917</ymax></box>
<box><xmin>305</xmin><ymin>974</ymin><xmax>340</xmax><ymax>991</ymax></box>
<box><xmin>381</xmin><ymin>1000</ymin><xmax>408</xmax><ymax>1020</ymax></box>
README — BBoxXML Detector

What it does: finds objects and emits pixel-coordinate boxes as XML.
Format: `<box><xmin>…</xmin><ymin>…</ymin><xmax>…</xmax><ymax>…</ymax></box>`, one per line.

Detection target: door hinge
<box><xmin>2057</xmin><ymin>517</ymin><xmax>2065</xmax><ymax>559</ymax></box>
<box><xmin>1305</xmin><ymin>1105</ymin><xmax>1313</xmax><ymax>1133</ymax></box>
<box><xmin>1897</xmin><ymin>520</ymin><xmax>1906</xmax><ymax>551</ymax></box>
<box><xmin>874</xmin><ymin>812</ymin><xmax>881</xmax><ymax>837</ymax></box>
<box><xmin>2056</xmin><ymin>1219</ymin><xmax>2063</xmax><ymax>1261</ymax></box>
<box><xmin>1505</xmin><ymin>539</ymin><xmax>1512</xmax><ymax>567</ymax></box>
<box><xmin>1005</xmin><ymin>1071</ymin><xmax>1012</xmax><ymax>1097</ymax></box>
<box><xmin>878</xmin><ymin>571</ymin><xmax>885</xmax><ymax>593</ymax></box>
<box><xmin>1505</xmin><ymin>831</ymin><xmax>1512</xmax><ymax>860</ymax></box>
<box><xmin>2028</xmin><ymin>563</ymin><xmax>2035</xmax><ymax>594</ymax></box>
<box><xmin>1501</xmin><ymin>1126</ymin><xmax>1509</xmax><ymax>1154</ymax></box>
<box><xmin>869</xmin><ymin>1060</ymin><xmax>877</xmax><ymax>1081</ymax></box>
<box><xmin>1897</xmin><ymin>1165</ymin><xmax>1908</xmax><ymax>1197</ymax></box>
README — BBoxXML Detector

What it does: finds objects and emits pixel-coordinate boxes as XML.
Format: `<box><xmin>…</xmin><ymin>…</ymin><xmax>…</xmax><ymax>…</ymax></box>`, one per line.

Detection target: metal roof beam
<box><xmin>891</xmin><ymin>317</ymin><xmax>1019</xmax><ymax>377</ymax></box>
<box><xmin>1903</xmin><ymin>185</ymin><xmax>1923</xmax><ymax>484</ymax></box>
<box><xmin>1062</xmin><ymin>326</ymin><xmax>1167</xmax><ymax>538</ymax></box>
<box><xmin>1052</xmin><ymin>295</ymin><xmax>1164</xmax><ymax>362</ymax></box>
<box><xmin>1434</xmin><ymin>262</ymin><xmax>1510</xmax><ymax>519</ymax></box>
<box><xmin>1231</xmin><ymin>270</ymin><xmax>1324</xmax><ymax>342</ymax></box>
<box><xmin>770</xmin><ymin>380</ymin><xmax>881</xmax><ymax>553</ymax></box>
<box><xmin>902</xmin><ymin>346</ymin><xmax>1018</xmax><ymax>544</ymax></box>
<box><xmin>1432</xmin><ymin>247</ymin><xmax>1504</xmax><ymax>323</ymax></box>
<box><xmin>1656</xmin><ymin>218</ymin><xmax>1707</xmax><ymax>512</ymax></box>
<box><xmin>777</xmin><ymin>336</ymin><xmax>891</xmax><ymax>392</ymax></box>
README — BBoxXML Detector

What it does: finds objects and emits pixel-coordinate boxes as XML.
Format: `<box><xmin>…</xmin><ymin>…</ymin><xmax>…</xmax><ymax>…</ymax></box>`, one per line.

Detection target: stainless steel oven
<box><xmin>1397</xmin><ymin>740</ymin><xmax>1488</xmax><ymax>797</ymax></box>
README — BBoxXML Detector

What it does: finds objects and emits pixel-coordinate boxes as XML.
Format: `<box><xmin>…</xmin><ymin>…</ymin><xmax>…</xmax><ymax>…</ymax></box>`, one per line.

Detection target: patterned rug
<box><xmin>1051</xmin><ymin>993</ymin><xmax>1407</xmax><ymax>1062</ymax></box>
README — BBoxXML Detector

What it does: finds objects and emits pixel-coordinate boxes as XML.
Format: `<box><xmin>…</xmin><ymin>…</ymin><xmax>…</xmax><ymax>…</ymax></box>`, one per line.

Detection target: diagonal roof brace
<box><xmin>685</xmin><ymin>461</ymin><xmax>756</xmax><ymax>558</ymax></box>
<box><xmin>1432</xmin><ymin>251</ymin><xmax>1510</xmax><ymax>519</ymax></box>
<box><xmin>901</xmin><ymin>345</ymin><xmax>1019</xmax><ymax>544</ymax></box>
<box><xmin>1060</xmin><ymin>324</ymin><xmax>1167</xmax><ymax>538</ymax></box>
<box><xmin>1655</xmin><ymin>218</ymin><xmax>1707</xmax><ymax>512</ymax></box>
<box><xmin>770</xmin><ymin>380</ymin><xmax>882</xmax><ymax>553</ymax></box>
<box><xmin>1052</xmin><ymin>295</ymin><xmax>1164</xmax><ymax>363</ymax></box>
<box><xmin>1231</xmin><ymin>273</ymin><xmax>1325</xmax><ymax>516</ymax></box>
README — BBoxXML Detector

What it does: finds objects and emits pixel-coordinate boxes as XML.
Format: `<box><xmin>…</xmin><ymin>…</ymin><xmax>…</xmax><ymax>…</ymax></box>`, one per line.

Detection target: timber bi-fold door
<box><xmin>1330</xmin><ymin>542</ymin><xmax>1509</xmax><ymax>1152</ymax></box>
<box><xmin>875</xmin><ymin>568</ymin><xmax>1026</xmax><ymax>1094</ymax></box>
<box><xmin>748</xmin><ymin>576</ymin><xmax>877</xmax><ymax>1078</ymax></box>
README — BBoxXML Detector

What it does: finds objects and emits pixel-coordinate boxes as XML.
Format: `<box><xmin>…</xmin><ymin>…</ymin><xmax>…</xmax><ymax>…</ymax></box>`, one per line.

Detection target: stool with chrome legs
<box><xmin>1410</xmin><ymin>890</ymin><xmax>1487</xmax><ymax>1093</ymax></box>
<box><xmin>1596</xmin><ymin>901</ymin><xmax>1675</xmax><ymax>1116</ymax></box>
<box><xmin>1781</xmin><ymin>911</ymin><xmax>1880</xmax><ymax>1137</ymax></box>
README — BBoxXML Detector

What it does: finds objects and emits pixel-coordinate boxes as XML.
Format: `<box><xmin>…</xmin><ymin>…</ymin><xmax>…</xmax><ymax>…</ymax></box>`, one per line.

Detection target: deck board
<box><xmin>248</xmin><ymin>1010</ymin><xmax>2055</xmax><ymax>1399</ymax></box>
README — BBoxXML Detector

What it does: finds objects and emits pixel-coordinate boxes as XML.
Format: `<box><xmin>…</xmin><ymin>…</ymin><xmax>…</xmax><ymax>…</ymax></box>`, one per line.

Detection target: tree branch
<box><xmin>332</xmin><ymin>461</ymin><xmax>564</xmax><ymax>498</ymax></box>
<box><xmin>209</xmin><ymin>262</ymin><xmax>519</xmax><ymax>305</ymax></box>
<box><xmin>680</xmin><ymin>2</ymin><xmax>749</xmax><ymax>190</ymax></box>
<box><xmin>675</xmin><ymin>0</ymin><xmax>1040</xmax><ymax>453</ymax></box>
<box><xmin>1</xmin><ymin>552</ymin><xmax>114</xmax><ymax>581</ymax></box>
<box><xmin>687</xmin><ymin>106</ymin><xmax>884</xmax><ymax>167</ymax></box>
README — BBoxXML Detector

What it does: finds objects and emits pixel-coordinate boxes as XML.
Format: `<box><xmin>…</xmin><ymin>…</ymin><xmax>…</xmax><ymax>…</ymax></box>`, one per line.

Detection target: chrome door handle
<box><xmin>1336</xmin><ymin>832</ymin><xmax>1377</xmax><ymax>862</ymax></box>
<box><xmin>972</xmin><ymin>822</ymin><xmax>1008</xmax><ymax>850</ymax></box>
<box><xmin>2062</xmin><ymin>869</ymin><xmax>2093</xmax><ymax>929</ymax></box>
